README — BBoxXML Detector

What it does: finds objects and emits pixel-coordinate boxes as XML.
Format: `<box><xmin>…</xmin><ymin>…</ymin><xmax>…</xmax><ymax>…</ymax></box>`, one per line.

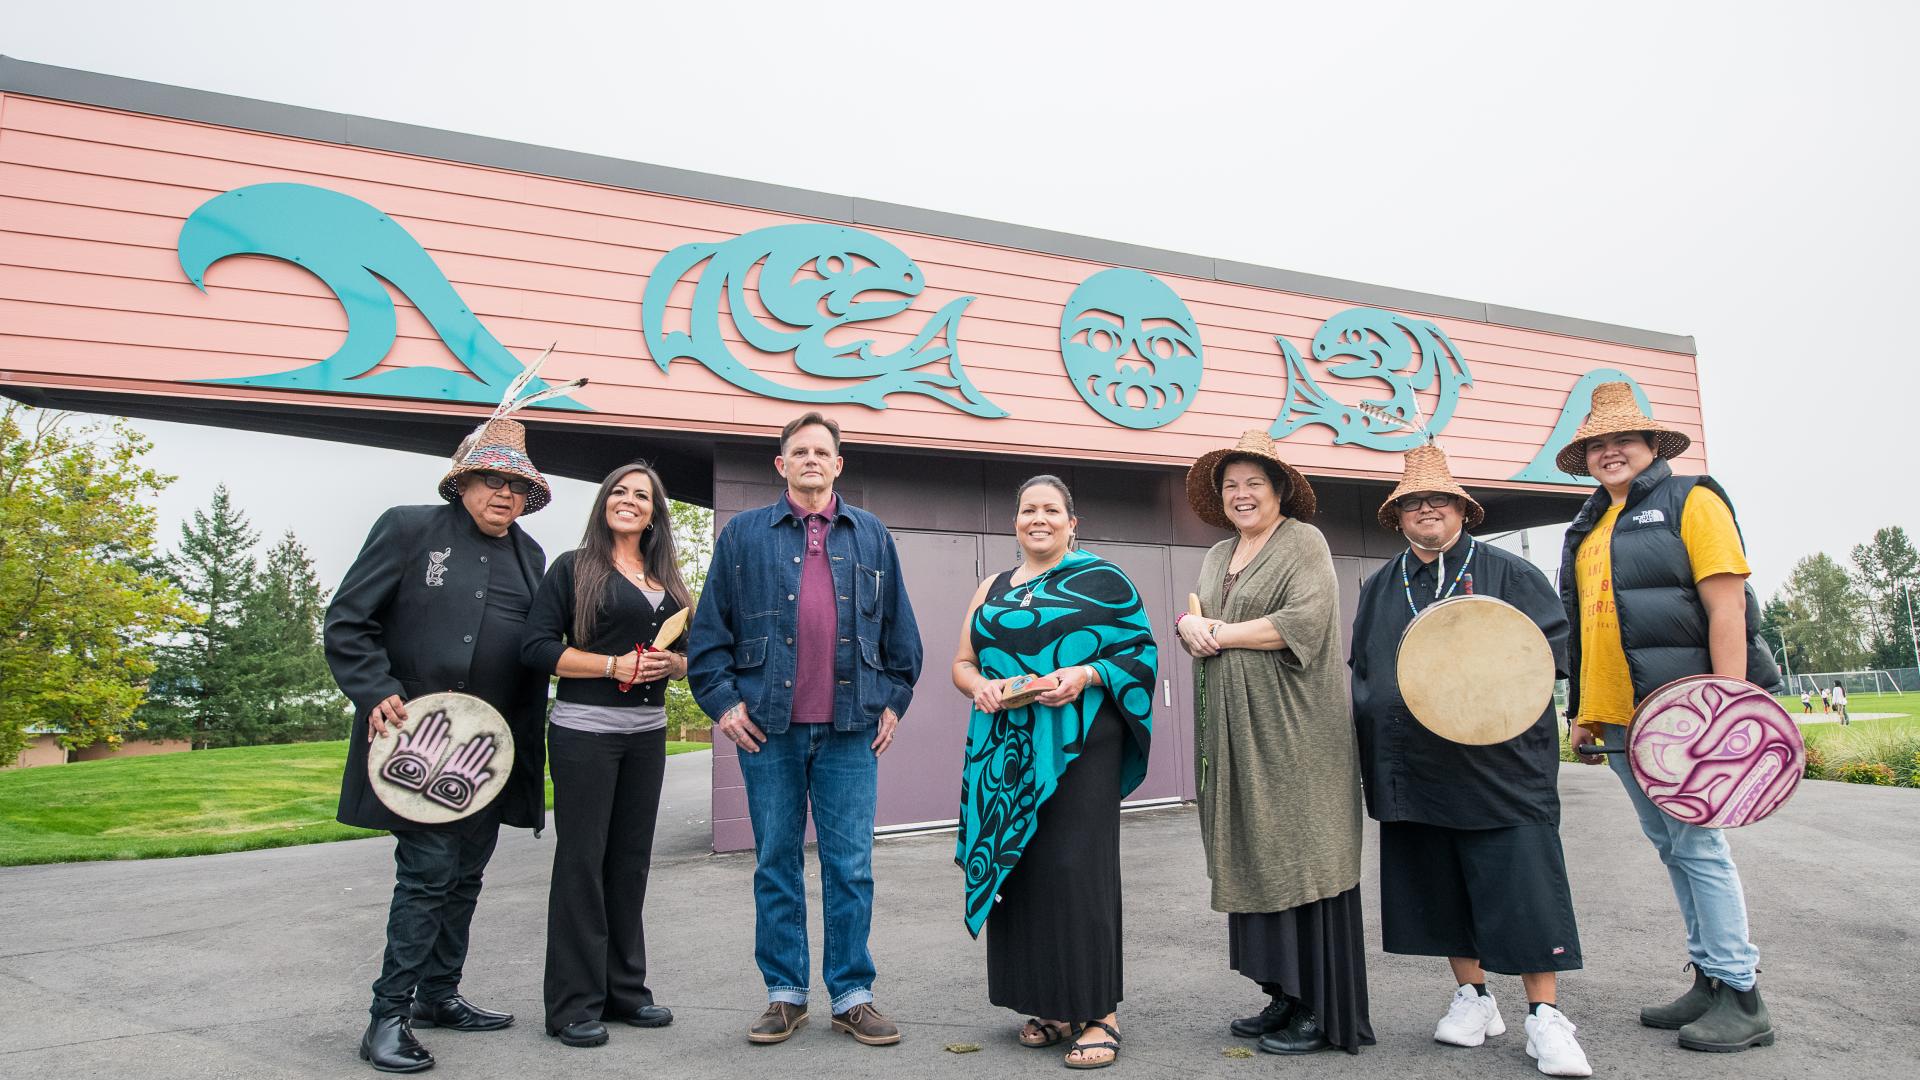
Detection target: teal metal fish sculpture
<box><xmin>640</xmin><ymin>223</ymin><xmax>1005</xmax><ymax>416</ymax></box>
<box><xmin>178</xmin><ymin>183</ymin><xmax>585</xmax><ymax>410</ymax></box>
<box><xmin>1269</xmin><ymin>308</ymin><xmax>1471</xmax><ymax>450</ymax></box>
<box><xmin>1511</xmin><ymin>368</ymin><xmax>1655</xmax><ymax>483</ymax></box>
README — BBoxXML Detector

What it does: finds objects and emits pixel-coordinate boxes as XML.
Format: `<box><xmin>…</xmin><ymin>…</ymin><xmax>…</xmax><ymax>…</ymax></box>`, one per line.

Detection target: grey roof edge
<box><xmin>0</xmin><ymin>55</ymin><xmax>1696</xmax><ymax>356</ymax></box>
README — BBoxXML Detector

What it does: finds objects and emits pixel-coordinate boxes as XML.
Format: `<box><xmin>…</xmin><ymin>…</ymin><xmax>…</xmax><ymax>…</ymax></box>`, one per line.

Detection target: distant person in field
<box><xmin>1821</xmin><ymin>687</ymin><xmax>1831</xmax><ymax>713</ymax></box>
<box><xmin>325</xmin><ymin>418</ymin><xmax>552</xmax><ymax>1074</ymax></box>
<box><xmin>1831</xmin><ymin>681</ymin><xmax>1849</xmax><ymax>724</ymax></box>
<box><xmin>1557</xmin><ymin>382</ymin><xmax>1782</xmax><ymax>1055</ymax></box>
<box><xmin>1799</xmin><ymin>690</ymin><xmax>1811</xmax><ymax>714</ymax></box>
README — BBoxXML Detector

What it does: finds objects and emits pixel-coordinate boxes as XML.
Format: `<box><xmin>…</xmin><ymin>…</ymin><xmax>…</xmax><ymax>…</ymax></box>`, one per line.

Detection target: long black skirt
<box><xmin>1228</xmin><ymin>887</ymin><xmax>1376</xmax><ymax>1053</ymax></box>
<box><xmin>986</xmin><ymin>711</ymin><xmax>1124</xmax><ymax>1020</ymax></box>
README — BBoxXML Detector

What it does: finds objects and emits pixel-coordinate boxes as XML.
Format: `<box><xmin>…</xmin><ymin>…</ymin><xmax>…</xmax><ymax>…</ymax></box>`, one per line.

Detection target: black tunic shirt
<box><xmin>1348</xmin><ymin>536</ymin><xmax>1571</xmax><ymax>829</ymax></box>
<box><xmin>521</xmin><ymin>549</ymin><xmax>684</xmax><ymax>708</ymax></box>
<box><xmin>466</xmin><ymin>529</ymin><xmax>534</xmax><ymax>712</ymax></box>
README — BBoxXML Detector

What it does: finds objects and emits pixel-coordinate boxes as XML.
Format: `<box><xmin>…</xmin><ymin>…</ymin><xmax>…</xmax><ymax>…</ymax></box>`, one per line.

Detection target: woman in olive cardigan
<box><xmin>521</xmin><ymin>461</ymin><xmax>693</xmax><ymax>1048</ymax></box>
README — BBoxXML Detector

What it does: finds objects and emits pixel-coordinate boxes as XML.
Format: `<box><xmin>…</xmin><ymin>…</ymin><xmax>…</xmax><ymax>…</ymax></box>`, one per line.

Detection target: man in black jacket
<box><xmin>325</xmin><ymin>419</ymin><xmax>551</xmax><ymax>1073</ymax></box>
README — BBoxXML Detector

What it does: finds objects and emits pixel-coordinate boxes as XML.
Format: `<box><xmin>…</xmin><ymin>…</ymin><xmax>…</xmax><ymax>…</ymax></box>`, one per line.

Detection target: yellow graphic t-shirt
<box><xmin>1575</xmin><ymin>487</ymin><xmax>1750</xmax><ymax>730</ymax></box>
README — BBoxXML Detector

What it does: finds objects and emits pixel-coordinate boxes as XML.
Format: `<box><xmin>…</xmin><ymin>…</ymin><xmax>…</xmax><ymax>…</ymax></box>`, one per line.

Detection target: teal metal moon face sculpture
<box><xmin>177</xmin><ymin>183</ymin><xmax>586</xmax><ymax>410</ymax></box>
<box><xmin>640</xmin><ymin>223</ymin><xmax>1005</xmax><ymax>416</ymax></box>
<box><xmin>1058</xmin><ymin>268</ymin><xmax>1204</xmax><ymax>430</ymax></box>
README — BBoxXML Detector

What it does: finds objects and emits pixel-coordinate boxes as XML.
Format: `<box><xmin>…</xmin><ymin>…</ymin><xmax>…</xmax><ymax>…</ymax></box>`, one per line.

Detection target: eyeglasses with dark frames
<box><xmin>1394</xmin><ymin>493</ymin><xmax>1458</xmax><ymax>514</ymax></box>
<box><xmin>476</xmin><ymin>473</ymin><xmax>532</xmax><ymax>495</ymax></box>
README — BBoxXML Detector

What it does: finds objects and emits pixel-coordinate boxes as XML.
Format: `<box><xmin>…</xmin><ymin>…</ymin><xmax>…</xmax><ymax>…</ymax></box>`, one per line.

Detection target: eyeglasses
<box><xmin>476</xmin><ymin>473</ymin><xmax>532</xmax><ymax>495</ymax></box>
<box><xmin>1395</xmin><ymin>493</ymin><xmax>1458</xmax><ymax>513</ymax></box>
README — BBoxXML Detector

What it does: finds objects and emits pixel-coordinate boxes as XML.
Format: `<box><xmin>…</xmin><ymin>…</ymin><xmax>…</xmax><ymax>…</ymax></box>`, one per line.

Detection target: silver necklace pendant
<box><xmin>1019</xmin><ymin>590</ymin><xmax>1034</xmax><ymax>608</ymax></box>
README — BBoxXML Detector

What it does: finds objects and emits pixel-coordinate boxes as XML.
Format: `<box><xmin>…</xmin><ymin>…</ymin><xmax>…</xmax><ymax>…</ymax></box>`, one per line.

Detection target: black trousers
<box><xmin>371</xmin><ymin>805</ymin><xmax>502</xmax><ymax>1019</ymax></box>
<box><xmin>544</xmin><ymin>725</ymin><xmax>667</xmax><ymax>1028</ymax></box>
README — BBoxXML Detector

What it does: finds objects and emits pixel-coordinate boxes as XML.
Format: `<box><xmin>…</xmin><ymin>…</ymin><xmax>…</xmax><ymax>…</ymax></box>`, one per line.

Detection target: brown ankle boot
<box><xmin>747</xmin><ymin>1002</ymin><xmax>808</xmax><ymax>1044</ymax></box>
<box><xmin>832</xmin><ymin>1002</ymin><xmax>902</xmax><ymax>1045</ymax></box>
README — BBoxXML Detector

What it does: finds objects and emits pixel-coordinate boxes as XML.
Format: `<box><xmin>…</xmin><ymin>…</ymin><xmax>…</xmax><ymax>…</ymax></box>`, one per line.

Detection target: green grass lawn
<box><xmin>0</xmin><ymin>738</ymin><xmax>708</xmax><ymax>867</ymax></box>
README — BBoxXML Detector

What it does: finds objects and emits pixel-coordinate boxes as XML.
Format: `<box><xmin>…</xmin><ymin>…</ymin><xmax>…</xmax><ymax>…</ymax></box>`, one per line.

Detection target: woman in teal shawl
<box><xmin>952</xmin><ymin>475</ymin><xmax>1156</xmax><ymax>1070</ymax></box>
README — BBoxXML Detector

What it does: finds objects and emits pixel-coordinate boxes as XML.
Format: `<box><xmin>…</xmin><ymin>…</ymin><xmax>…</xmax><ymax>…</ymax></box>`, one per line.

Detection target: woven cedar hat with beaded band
<box><xmin>1554</xmin><ymin>380</ymin><xmax>1691</xmax><ymax>477</ymax></box>
<box><xmin>1185</xmin><ymin>429</ymin><xmax>1316</xmax><ymax>530</ymax></box>
<box><xmin>438</xmin><ymin>417</ymin><xmax>553</xmax><ymax>514</ymax></box>
<box><xmin>1377</xmin><ymin>444</ymin><xmax>1485</xmax><ymax>531</ymax></box>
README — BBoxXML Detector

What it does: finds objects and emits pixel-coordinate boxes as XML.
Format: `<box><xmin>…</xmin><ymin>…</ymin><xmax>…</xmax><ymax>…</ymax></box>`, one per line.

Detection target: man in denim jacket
<box><xmin>688</xmin><ymin>412</ymin><xmax>923</xmax><ymax>1047</ymax></box>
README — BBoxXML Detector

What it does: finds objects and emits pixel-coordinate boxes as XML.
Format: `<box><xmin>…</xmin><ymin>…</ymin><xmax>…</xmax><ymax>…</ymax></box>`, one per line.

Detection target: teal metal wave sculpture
<box><xmin>1511</xmin><ymin>368</ymin><xmax>1655</xmax><ymax>483</ymax></box>
<box><xmin>1059</xmin><ymin>268</ymin><xmax>1203</xmax><ymax>430</ymax></box>
<box><xmin>177</xmin><ymin>183</ymin><xmax>585</xmax><ymax>410</ymax></box>
<box><xmin>1270</xmin><ymin>308</ymin><xmax>1472</xmax><ymax>450</ymax></box>
<box><xmin>640</xmin><ymin>223</ymin><xmax>1004</xmax><ymax>416</ymax></box>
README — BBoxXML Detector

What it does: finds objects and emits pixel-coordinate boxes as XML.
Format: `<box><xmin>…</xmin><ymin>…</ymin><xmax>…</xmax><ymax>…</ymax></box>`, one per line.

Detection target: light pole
<box><xmin>1903</xmin><ymin>581</ymin><xmax>1919</xmax><ymax>682</ymax></box>
<box><xmin>1771</xmin><ymin>630</ymin><xmax>1795</xmax><ymax>695</ymax></box>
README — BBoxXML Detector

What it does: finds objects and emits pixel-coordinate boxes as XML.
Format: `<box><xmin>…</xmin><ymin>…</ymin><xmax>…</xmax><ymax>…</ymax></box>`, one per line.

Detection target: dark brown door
<box><xmin>874</xmin><ymin>529</ymin><xmax>981</xmax><ymax>830</ymax></box>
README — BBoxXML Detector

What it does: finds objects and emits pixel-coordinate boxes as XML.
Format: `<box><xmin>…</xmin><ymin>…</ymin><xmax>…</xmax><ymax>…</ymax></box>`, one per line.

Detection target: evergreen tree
<box><xmin>231</xmin><ymin>532</ymin><xmax>349</xmax><ymax>743</ymax></box>
<box><xmin>139</xmin><ymin>485</ymin><xmax>259</xmax><ymax>747</ymax></box>
<box><xmin>1778</xmin><ymin>552</ymin><xmax>1867</xmax><ymax>673</ymax></box>
<box><xmin>0</xmin><ymin>404</ymin><xmax>195</xmax><ymax>765</ymax></box>
<box><xmin>1849</xmin><ymin>526</ymin><xmax>1920</xmax><ymax>669</ymax></box>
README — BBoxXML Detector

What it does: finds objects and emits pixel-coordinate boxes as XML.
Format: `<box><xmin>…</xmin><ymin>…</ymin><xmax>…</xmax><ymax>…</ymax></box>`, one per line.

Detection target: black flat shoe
<box><xmin>411</xmin><ymin>994</ymin><xmax>513</xmax><ymax>1032</ymax></box>
<box><xmin>546</xmin><ymin>1020</ymin><xmax>609</xmax><ymax>1047</ymax></box>
<box><xmin>1231</xmin><ymin>997</ymin><xmax>1295</xmax><ymax>1038</ymax></box>
<box><xmin>616</xmin><ymin>1005</ymin><xmax>674</xmax><ymax>1028</ymax></box>
<box><xmin>359</xmin><ymin>1016</ymin><xmax>434</xmax><ymax>1073</ymax></box>
<box><xmin>1258</xmin><ymin>1008</ymin><xmax>1334</xmax><ymax>1055</ymax></box>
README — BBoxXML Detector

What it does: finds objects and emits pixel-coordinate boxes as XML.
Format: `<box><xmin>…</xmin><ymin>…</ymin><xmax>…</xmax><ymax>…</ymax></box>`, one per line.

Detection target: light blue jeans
<box><xmin>736</xmin><ymin>722</ymin><xmax>878</xmax><ymax>1012</ymax></box>
<box><xmin>1600</xmin><ymin>724</ymin><xmax>1760</xmax><ymax>989</ymax></box>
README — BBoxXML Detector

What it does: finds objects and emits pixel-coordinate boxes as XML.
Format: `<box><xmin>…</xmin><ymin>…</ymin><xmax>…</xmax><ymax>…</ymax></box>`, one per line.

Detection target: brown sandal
<box><xmin>1019</xmin><ymin>1018</ymin><xmax>1071</xmax><ymax>1048</ymax></box>
<box><xmin>1064</xmin><ymin>1020</ymin><xmax>1121</xmax><ymax>1069</ymax></box>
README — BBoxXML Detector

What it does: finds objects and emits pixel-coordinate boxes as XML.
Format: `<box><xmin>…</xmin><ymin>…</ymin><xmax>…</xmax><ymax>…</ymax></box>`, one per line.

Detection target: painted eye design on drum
<box><xmin>423</xmin><ymin>734</ymin><xmax>499</xmax><ymax>811</ymax></box>
<box><xmin>380</xmin><ymin>709</ymin><xmax>454</xmax><ymax>791</ymax></box>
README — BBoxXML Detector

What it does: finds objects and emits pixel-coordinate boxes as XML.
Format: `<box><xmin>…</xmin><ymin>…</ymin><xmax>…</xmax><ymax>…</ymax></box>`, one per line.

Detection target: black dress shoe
<box><xmin>1258</xmin><ymin>1008</ymin><xmax>1334</xmax><ymax>1055</ymax></box>
<box><xmin>359</xmin><ymin>1016</ymin><xmax>434</xmax><ymax>1073</ymax></box>
<box><xmin>615</xmin><ymin>1005</ymin><xmax>674</xmax><ymax>1028</ymax></box>
<box><xmin>1231</xmin><ymin>997</ymin><xmax>1295</xmax><ymax>1038</ymax></box>
<box><xmin>411</xmin><ymin>994</ymin><xmax>513</xmax><ymax>1032</ymax></box>
<box><xmin>545</xmin><ymin>1020</ymin><xmax>610</xmax><ymax>1047</ymax></box>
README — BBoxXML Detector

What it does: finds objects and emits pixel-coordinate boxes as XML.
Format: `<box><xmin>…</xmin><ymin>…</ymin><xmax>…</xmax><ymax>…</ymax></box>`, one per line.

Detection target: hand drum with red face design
<box><xmin>1623</xmin><ymin>676</ymin><xmax>1803</xmax><ymax>828</ymax></box>
<box><xmin>366</xmin><ymin>692</ymin><xmax>516</xmax><ymax>824</ymax></box>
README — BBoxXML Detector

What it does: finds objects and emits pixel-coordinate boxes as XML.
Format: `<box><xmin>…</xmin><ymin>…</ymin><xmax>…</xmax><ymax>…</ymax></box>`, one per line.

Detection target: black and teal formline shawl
<box><xmin>955</xmin><ymin>549</ymin><xmax>1156</xmax><ymax>937</ymax></box>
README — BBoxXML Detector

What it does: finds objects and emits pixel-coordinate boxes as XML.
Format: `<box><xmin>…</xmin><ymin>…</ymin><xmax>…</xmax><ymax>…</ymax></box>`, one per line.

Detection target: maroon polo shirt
<box><xmin>786</xmin><ymin>492</ymin><xmax>839</xmax><ymax>724</ymax></box>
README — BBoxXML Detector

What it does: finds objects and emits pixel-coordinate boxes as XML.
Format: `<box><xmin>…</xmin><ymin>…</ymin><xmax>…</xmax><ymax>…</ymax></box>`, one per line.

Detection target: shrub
<box><xmin>1834</xmin><ymin>761</ymin><xmax>1897</xmax><ymax>786</ymax></box>
<box><xmin>1802</xmin><ymin>741</ymin><xmax>1828</xmax><ymax>780</ymax></box>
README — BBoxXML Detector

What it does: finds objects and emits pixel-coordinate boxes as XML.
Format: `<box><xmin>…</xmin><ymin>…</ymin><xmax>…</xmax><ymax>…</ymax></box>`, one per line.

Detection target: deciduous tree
<box><xmin>1778</xmin><ymin>552</ymin><xmax>1867</xmax><ymax>673</ymax></box>
<box><xmin>0</xmin><ymin>404</ymin><xmax>195</xmax><ymax>765</ymax></box>
<box><xmin>1850</xmin><ymin>526</ymin><xmax>1920</xmax><ymax>670</ymax></box>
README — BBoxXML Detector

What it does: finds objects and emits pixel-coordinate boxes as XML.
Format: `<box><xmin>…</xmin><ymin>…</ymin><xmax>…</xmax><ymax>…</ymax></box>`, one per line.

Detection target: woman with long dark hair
<box><xmin>522</xmin><ymin>461</ymin><xmax>693</xmax><ymax>1048</ymax></box>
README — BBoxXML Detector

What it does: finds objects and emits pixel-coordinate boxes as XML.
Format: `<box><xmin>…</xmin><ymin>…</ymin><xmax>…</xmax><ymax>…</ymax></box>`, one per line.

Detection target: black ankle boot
<box><xmin>359</xmin><ymin>1016</ymin><xmax>434</xmax><ymax>1073</ymax></box>
<box><xmin>1230</xmin><ymin>997</ymin><xmax>1295</xmax><ymax>1038</ymax></box>
<box><xmin>1678</xmin><ymin>980</ymin><xmax>1774</xmax><ymax>1052</ymax></box>
<box><xmin>1641</xmin><ymin>964</ymin><xmax>1715</xmax><ymax>1029</ymax></box>
<box><xmin>1258</xmin><ymin>1007</ymin><xmax>1333</xmax><ymax>1055</ymax></box>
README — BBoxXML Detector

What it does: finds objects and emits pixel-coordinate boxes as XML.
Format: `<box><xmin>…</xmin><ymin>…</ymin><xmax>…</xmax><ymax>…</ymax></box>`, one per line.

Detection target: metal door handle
<box><xmin>1163</xmin><ymin>679</ymin><xmax>1172</xmax><ymax>707</ymax></box>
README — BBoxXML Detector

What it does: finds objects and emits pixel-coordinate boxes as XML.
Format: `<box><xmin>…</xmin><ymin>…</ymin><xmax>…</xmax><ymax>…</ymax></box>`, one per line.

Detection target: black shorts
<box><xmin>1379</xmin><ymin>820</ymin><xmax>1582</xmax><ymax>975</ymax></box>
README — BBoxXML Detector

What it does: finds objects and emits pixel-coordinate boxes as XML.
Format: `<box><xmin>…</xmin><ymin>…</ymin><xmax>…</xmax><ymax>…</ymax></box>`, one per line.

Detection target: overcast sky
<box><xmin>8</xmin><ymin>0</ymin><xmax>1917</xmax><ymax>599</ymax></box>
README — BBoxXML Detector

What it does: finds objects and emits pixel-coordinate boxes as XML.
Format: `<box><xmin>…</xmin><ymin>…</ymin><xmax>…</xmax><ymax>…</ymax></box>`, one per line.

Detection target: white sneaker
<box><xmin>1434</xmin><ymin>984</ymin><xmax>1505</xmax><ymax>1046</ymax></box>
<box><xmin>1525</xmin><ymin>1005</ymin><xmax>1593</xmax><ymax>1077</ymax></box>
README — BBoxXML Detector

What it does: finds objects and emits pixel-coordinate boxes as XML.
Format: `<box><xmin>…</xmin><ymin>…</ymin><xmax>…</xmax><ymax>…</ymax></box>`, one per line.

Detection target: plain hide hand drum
<box><xmin>1395</xmin><ymin>594</ymin><xmax>1555</xmax><ymax>746</ymax></box>
<box><xmin>366</xmin><ymin>692</ymin><xmax>516</xmax><ymax>824</ymax></box>
<box><xmin>1591</xmin><ymin>675</ymin><xmax>1802</xmax><ymax>828</ymax></box>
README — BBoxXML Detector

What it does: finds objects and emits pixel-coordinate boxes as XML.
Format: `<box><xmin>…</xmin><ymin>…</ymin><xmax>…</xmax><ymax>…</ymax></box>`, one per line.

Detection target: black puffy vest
<box><xmin>1559</xmin><ymin>458</ymin><xmax>1783</xmax><ymax>717</ymax></box>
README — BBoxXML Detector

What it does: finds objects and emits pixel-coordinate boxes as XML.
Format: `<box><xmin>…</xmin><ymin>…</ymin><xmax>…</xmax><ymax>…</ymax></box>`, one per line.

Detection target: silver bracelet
<box><xmin>603</xmin><ymin>654</ymin><xmax>615</xmax><ymax>678</ymax></box>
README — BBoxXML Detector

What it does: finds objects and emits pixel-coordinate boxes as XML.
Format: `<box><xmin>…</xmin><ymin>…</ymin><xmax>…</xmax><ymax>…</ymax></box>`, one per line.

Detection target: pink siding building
<box><xmin>0</xmin><ymin>58</ymin><xmax>1706</xmax><ymax>850</ymax></box>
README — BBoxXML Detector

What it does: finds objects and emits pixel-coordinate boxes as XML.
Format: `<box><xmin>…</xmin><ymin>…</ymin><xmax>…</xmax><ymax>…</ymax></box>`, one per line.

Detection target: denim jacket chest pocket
<box><xmin>855</xmin><ymin>562</ymin><xmax>884</xmax><ymax>619</ymax></box>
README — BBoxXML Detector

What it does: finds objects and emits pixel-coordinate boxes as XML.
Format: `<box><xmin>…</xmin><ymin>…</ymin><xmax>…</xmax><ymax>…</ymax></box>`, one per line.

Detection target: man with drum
<box><xmin>1349</xmin><ymin>443</ymin><xmax>1591</xmax><ymax>1077</ymax></box>
<box><xmin>326</xmin><ymin>418</ymin><xmax>552</xmax><ymax>1073</ymax></box>
<box><xmin>1559</xmin><ymin>382</ymin><xmax>1782</xmax><ymax>1053</ymax></box>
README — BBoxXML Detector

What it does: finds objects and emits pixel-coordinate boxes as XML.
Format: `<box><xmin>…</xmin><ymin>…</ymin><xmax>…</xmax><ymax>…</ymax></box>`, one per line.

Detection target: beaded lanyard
<box><xmin>1400</xmin><ymin>538</ymin><xmax>1477</xmax><ymax>616</ymax></box>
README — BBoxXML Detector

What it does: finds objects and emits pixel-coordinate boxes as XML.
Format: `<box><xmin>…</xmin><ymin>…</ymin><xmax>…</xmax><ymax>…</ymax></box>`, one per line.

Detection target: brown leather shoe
<box><xmin>831</xmin><ymin>1002</ymin><xmax>902</xmax><ymax>1046</ymax></box>
<box><xmin>748</xmin><ymin>1002</ymin><xmax>808</xmax><ymax>1044</ymax></box>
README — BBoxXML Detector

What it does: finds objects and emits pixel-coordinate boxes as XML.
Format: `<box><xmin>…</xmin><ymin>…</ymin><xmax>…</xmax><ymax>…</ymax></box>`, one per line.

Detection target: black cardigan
<box><xmin>522</xmin><ymin>549</ymin><xmax>685</xmax><ymax>708</ymax></box>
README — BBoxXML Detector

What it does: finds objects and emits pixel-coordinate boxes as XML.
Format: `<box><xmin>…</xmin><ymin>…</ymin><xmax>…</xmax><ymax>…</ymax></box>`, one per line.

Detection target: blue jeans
<box><xmin>737</xmin><ymin>723</ymin><xmax>878</xmax><ymax>1011</ymax></box>
<box><xmin>1601</xmin><ymin>724</ymin><xmax>1760</xmax><ymax>989</ymax></box>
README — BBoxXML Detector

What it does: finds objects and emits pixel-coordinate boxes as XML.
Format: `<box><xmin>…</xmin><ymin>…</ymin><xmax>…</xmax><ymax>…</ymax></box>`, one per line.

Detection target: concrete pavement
<box><xmin>1</xmin><ymin>753</ymin><xmax>1914</xmax><ymax>1079</ymax></box>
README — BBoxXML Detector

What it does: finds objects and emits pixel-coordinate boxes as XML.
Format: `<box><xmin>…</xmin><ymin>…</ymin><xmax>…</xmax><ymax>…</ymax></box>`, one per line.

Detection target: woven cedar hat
<box><xmin>1377</xmin><ymin>444</ymin><xmax>1485</xmax><ymax>531</ymax></box>
<box><xmin>1555</xmin><ymin>381</ymin><xmax>1691</xmax><ymax>477</ymax></box>
<box><xmin>438</xmin><ymin>418</ymin><xmax>553</xmax><ymax>514</ymax></box>
<box><xmin>1186</xmin><ymin>429</ymin><xmax>1317</xmax><ymax>530</ymax></box>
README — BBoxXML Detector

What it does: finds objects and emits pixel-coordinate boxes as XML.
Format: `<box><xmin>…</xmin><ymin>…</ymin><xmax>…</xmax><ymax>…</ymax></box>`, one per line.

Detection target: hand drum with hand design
<box><xmin>366</xmin><ymin>692</ymin><xmax>515</xmax><ymax>824</ymax></box>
